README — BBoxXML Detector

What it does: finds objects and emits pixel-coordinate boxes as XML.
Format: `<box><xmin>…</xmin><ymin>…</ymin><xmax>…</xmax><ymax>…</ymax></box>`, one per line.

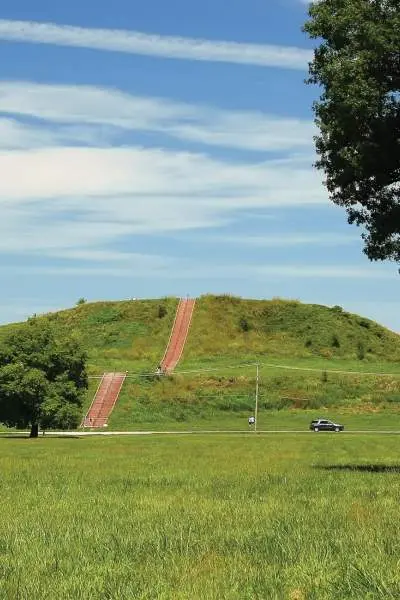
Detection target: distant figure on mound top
<box><xmin>248</xmin><ymin>416</ymin><xmax>255</xmax><ymax>427</ymax></box>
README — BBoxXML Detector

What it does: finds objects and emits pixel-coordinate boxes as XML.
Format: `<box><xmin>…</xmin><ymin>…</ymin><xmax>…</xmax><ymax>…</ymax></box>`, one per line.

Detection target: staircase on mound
<box><xmin>83</xmin><ymin>372</ymin><xmax>126</xmax><ymax>428</ymax></box>
<box><xmin>160</xmin><ymin>298</ymin><xmax>196</xmax><ymax>373</ymax></box>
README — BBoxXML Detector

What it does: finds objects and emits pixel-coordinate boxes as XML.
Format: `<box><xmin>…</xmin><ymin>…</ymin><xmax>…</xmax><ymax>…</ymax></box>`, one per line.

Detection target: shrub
<box><xmin>158</xmin><ymin>305</ymin><xmax>167</xmax><ymax>319</ymax></box>
<box><xmin>239</xmin><ymin>317</ymin><xmax>251</xmax><ymax>332</ymax></box>
<box><xmin>331</xmin><ymin>305</ymin><xmax>343</xmax><ymax>313</ymax></box>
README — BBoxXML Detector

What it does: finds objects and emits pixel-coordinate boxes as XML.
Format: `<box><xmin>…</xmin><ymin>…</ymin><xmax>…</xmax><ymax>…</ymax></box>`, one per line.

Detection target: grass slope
<box><xmin>1</xmin><ymin>434</ymin><xmax>400</xmax><ymax>599</ymax></box>
<box><xmin>183</xmin><ymin>295</ymin><xmax>400</xmax><ymax>365</ymax></box>
<box><xmin>0</xmin><ymin>297</ymin><xmax>178</xmax><ymax>374</ymax></box>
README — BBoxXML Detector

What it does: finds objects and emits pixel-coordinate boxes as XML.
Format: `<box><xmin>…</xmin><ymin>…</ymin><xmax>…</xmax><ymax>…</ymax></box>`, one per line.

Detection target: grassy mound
<box><xmin>1</xmin><ymin>295</ymin><xmax>399</xmax><ymax>426</ymax></box>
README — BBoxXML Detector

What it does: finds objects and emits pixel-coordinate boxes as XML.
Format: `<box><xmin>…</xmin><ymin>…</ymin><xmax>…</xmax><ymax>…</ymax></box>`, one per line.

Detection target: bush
<box><xmin>158</xmin><ymin>305</ymin><xmax>167</xmax><ymax>319</ymax></box>
<box><xmin>239</xmin><ymin>317</ymin><xmax>251</xmax><ymax>332</ymax></box>
<box><xmin>331</xmin><ymin>305</ymin><xmax>343</xmax><ymax>313</ymax></box>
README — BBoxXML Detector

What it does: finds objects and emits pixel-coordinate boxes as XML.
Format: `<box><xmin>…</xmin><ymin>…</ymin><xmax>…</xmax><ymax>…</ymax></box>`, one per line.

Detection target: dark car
<box><xmin>310</xmin><ymin>419</ymin><xmax>344</xmax><ymax>432</ymax></box>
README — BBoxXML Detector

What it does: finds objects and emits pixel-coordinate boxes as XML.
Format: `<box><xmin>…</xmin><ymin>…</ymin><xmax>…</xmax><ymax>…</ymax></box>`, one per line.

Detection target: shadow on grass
<box><xmin>315</xmin><ymin>464</ymin><xmax>400</xmax><ymax>473</ymax></box>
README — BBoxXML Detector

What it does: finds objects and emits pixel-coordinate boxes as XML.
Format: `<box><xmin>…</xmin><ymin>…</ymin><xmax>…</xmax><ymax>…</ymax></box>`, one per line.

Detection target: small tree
<box><xmin>0</xmin><ymin>319</ymin><xmax>87</xmax><ymax>437</ymax></box>
<box><xmin>76</xmin><ymin>298</ymin><xmax>87</xmax><ymax>306</ymax></box>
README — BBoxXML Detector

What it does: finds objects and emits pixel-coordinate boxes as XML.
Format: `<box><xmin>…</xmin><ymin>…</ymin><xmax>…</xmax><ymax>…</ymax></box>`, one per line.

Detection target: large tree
<box><xmin>0</xmin><ymin>319</ymin><xmax>87</xmax><ymax>437</ymax></box>
<box><xmin>303</xmin><ymin>0</ymin><xmax>400</xmax><ymax>262</ymax></box>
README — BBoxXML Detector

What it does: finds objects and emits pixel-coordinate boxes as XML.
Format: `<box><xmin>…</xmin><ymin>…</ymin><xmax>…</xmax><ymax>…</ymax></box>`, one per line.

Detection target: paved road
<box><xmin>3</xmin><ymin>429</ymin><xmax>400</xmax><ymax>437</ymax></box>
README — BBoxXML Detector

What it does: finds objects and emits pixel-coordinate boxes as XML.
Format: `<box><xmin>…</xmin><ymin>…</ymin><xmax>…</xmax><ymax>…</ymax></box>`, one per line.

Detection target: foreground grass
<box><xmin>1</xmin><ymin>435</ymin><xmax>400</xmax><ymax>599</ymax></box>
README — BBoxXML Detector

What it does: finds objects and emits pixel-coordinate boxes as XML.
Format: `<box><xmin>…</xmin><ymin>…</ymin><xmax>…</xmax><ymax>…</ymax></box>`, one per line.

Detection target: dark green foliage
<box><xmin>238</xmin><ymin>316</ymin><xmax>251</xmax><ymax>332</ymax></box>
<box><xmin>357</xmin><ymin>342</ymin><xmax>366</xmax><ymax>360</ymax></box>
<box><xmin>0</xmin><ymin>319</ymin><xmax>88</xmax><ymax>436</ymax></box>
<box><xmin>76</xmin><ymin>298</ymin><xmax>87</xmax><ymax>306</ymax></box>
<box><xmin>158</xmin><ymin>305</ymin><xmax>167</xmax><ymax>319</ymax></box>
<box><xmin>332</xmin><ymin>334</ymin><xmax>341</xmax><ymax>348</ymax></box>
<box><xmin>332</xmin><ymin>305</ymin><xmax>343</xmax><ymax>313</ymax></box>
<box><xmin>358</xmin><ymin>319</ymin><xmax>371</xmax><ymax>329</ymax></box>
<box><xmin>304</xmin><ymin>0</ymin><xmax>400</xmax><ymax>262</ymax></box>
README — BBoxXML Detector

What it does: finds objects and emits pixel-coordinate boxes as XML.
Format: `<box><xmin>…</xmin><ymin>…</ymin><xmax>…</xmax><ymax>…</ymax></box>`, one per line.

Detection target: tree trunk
<box><xmin>30</xmin><ymin>423</ymin><xmax>39</xmax><ymax>438</ymax></box>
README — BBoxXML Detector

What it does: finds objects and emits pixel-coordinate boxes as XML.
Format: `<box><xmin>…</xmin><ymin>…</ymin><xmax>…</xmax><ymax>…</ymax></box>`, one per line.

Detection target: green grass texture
<box><xmin>1</xmin><ymin>433</ymin><xmax>400</xmax><ymax>599</ymax></box>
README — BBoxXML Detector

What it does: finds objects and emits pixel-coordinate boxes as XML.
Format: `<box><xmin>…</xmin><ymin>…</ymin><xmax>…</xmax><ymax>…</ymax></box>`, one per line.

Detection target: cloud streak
<box><xmin>202</xmin><ymin>233</ymin><xmax>359</xmax><ymax>247</ymax></box>
<box><xmin>0</xmin><ymin>143</ymin><xmax>326</xmax><ymax>258</ymax></box>
<box><xmin>0</xmin><ymin>19</ymin><xmax>312</xmax><ymax>69</ymax></box>
<box><xmin>0</xmin><ymin>81</ymin><xmax>315</xmax><ymax>153</ymax></box>
<box><xmin>1</xmin><ymin>262</ymin><xmax>394</xmax><ymax>281</ymax></box>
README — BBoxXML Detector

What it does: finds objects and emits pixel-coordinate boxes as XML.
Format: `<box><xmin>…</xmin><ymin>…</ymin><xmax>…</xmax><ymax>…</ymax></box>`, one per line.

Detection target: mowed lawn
<box><xmin>1</xmin><ymin>435</ymin><xmax>400</xmax><ymax>599</ymax></box>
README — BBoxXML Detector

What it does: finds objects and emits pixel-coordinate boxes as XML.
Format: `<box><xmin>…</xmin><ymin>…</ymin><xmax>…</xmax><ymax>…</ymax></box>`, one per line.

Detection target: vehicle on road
<box><xmin>310</xmin><ymin>419</ymin><xmax>344</xmax><ymax>432</ymax></box>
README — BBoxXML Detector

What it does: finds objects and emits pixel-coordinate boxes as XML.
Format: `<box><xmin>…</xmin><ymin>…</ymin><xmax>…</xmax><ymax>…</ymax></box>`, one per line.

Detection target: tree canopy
<box><xmin>0</xmin><ymin>319</ymin><xmax>88</xmax><ymax>437</ymax></box>
<box><xmin>304</xmin><ymin>0</ymin><xmax>400</xmax><ymax>262</ymax></box>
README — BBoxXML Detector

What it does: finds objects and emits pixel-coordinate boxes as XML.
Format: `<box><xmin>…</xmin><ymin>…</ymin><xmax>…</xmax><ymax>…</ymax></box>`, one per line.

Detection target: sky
<box><xmin>0</xmin><ymin>0</ymin><xmax>399</xmax><ymax>331</ymax></box>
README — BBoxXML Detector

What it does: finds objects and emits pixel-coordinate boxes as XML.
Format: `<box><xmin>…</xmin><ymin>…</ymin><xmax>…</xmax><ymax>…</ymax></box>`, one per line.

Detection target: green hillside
<box><xmin>1</xmin><ymin>295</ymin><xmax>400</xmax><ymax>429</ymax></box>
<box><xmin>0</xmin><ymin>297</ymin><xmax>178</xmax><ymax>374</ymax></box>
<box><xmin>183</xmin><ymin>295</ymin><xmax>400</xmax><ymax>365</ymax></box>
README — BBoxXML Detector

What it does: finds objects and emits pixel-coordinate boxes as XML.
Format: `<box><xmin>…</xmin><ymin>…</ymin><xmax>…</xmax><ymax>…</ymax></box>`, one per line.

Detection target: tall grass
<box><xmin>0</xmin><ymin>435</ymin><xmax>400</xmax><ymax>598</ymax></box>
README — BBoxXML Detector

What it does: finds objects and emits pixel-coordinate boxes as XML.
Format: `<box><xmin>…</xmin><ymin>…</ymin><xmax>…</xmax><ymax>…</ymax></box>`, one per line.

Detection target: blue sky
<box><xmin>0</xmin><ymin>0</ymin><xmax>399</xmax><ymax>330</ymax></box>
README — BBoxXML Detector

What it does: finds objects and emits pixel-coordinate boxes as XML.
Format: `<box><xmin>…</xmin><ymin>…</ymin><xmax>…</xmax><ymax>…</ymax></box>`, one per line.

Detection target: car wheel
<box><xmin>314</xmin><ymin>427</ymin><xmax>319</xmax><ymax>432</ymax></box>
<box><xmin>335</xmin><ymin>427</ymin><xmax>340</xmax><ymax>432</ymax></box>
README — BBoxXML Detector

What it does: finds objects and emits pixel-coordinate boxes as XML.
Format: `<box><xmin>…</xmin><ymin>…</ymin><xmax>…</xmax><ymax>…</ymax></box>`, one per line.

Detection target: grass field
<box><xmin>1</xmin><ymin>434</ymin><xmax>400</xmax><ymax>599</ymax></box>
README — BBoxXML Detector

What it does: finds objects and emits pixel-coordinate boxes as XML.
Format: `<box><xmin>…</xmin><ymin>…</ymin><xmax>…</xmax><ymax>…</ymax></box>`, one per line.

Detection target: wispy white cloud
<box><xmin>0</xmin><ymin>19</ymin><xmax>312</xmax><ymax>69</ymax></box>
<box><xmin>1</xmin><ymin>262</ymin><xmax>394</xmax><ymax>281</ymax></box>
<box><xmin>254</xmin><ymin>265</ymin><xmax>396</xmax><ymax>280</ymax></box>
<box><xmin>0</xmin><ymin>117</ymin><xmax>112</xmax><ymax>149</ymax></box>
<box><xmin>0</xmin><ymin>139</ymin><xmax>325</xmax><ymax>259</ymax></box>
<box><xmin>0</xmin><ymin>81</ymin><xmax>315</xmax><ymax>152</ymax></box>
<box><xmin>202</xmin><ymin>233</ymin><xmax>358</xmax><ymax>247</ymax></box>
<box><xmin>0</xmin><ymin>80</ymin><xmax>324</xmax><ymax>268</ymax></box>
<box><xmin>0</xmin><ymin>146</ymin><xmax>325</xmax><ymax>206</ymax></box>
